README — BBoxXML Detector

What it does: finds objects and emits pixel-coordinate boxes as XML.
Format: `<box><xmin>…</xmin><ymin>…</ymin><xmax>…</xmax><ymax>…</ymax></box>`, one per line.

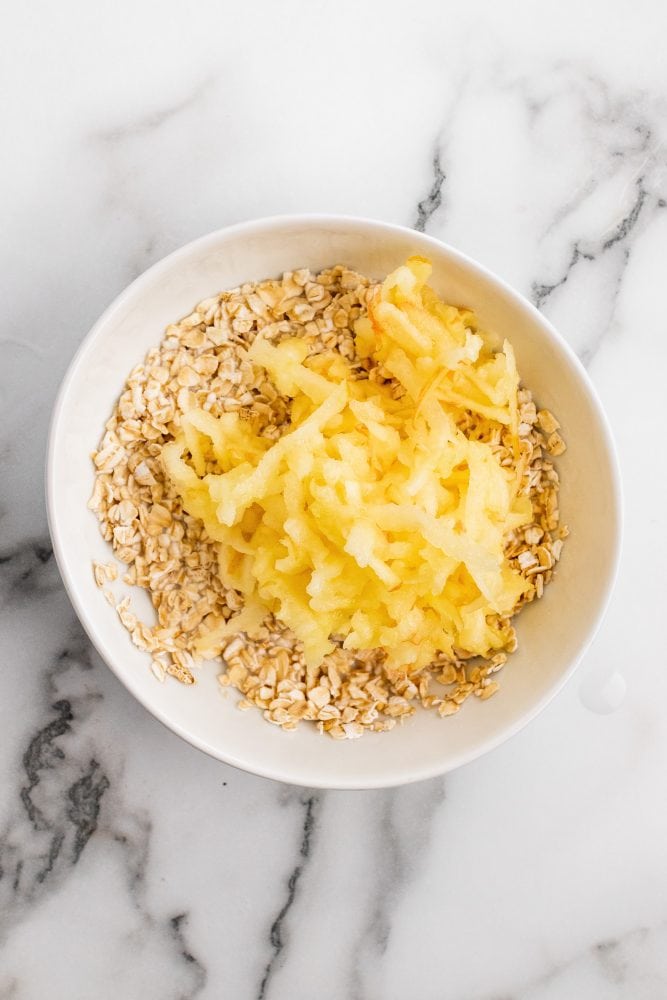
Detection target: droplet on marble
<box><xmin>579</xmin><ymin>668</ymin><xmax>627</xmax><ymax>715</ymax></box>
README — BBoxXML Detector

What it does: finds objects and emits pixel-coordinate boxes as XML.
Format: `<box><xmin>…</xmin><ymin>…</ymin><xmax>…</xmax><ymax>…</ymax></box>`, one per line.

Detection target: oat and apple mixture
<box><xmin>90</xmin><ymin>262</ymin><xmax>567</xmax><ymax>739</ymax></box>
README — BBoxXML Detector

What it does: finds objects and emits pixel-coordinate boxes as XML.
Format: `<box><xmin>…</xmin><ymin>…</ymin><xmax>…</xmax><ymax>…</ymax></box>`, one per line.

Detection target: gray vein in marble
<box><xmin>531</xmin><ymin>176</ymin><xmax>648</xmax><ymax>312</ymax></box>
<box><xmin>348</xmin><ymin>779</ymin><xmax>446</xmax><ymax>1000</ymax></box>
<box><xmin>87</xmin><ymin>77</ymin><xmax>213</xmax><ymax>282</ymax></box>
<box><xmin>0</xmin><ymin>539</ymin><xmax>55</xmax><ymax>606</ymax></box>
<box><xmin>66</xmin><ymin>759</ymin><xmax>110</xmax><ymax>863</ymax></box>
<box><xmin>256</xmin><ymin>793</ymin><xmax>320</xmax><ymax>1000</ymax></box>
<box><xmin>532</xmin><ymin>170</ymin><xmax>663</xmax><ymax>369</ymax></box>
<box><xmin>0</xmin><ymin>607</ymin><xmax>211</xmax><ymax>995</ymax></box>
<box><xmin>0</xmin><ymin>623</ymin><xmax>101</xmax><ymax>934</ymax></box>
<box><xmin>578</xmin><ymin>247</ymin><xmax>630</xmax><ymax>368</ymax></box>
<box><xmin>93</xmin><ymin>78</ymin><xmax>213</xmax><ymax>146</ymax></box>
<box><xmin>518</xmin><ymin>69</ymin><xmax>667</xmax><ymax>368</ymax></box>
<box><xmin>20</xmin><ymin>699</ymin><xmax>75</xmax><ymax>840</ymax></box>
<box><xmin>531</xmin><ymin>243</ymin><xmax>594</xmax><ymax>311</ymax></box>
<box><xmin>601</xmin><ymin>177</ymin><xmax>647</xmax><ymax>251</ymax></box>
<box><xmin>479</xmin><ymin>924</ymin><xmax>661</xmax><ymax>1000</ymax></box>
<box><xmin>0</xmin><ymin>979</ymin><xmax>19</xmax><ymax>1000</ymax></box>
<box><xmin>108</xmin><ymin>809</ymin><xmax>209</xmax><ymax>997</ymax></box>
<box><xmin>169</xmin><ymin>913</ymin><xmax>208</xmax><ymax>997</ymax></box>
<box><xmin>543</xmin><ymin>175</ymin><xmax>599</xmax><ymax>236</ymax></box>
<box><xmin>414</xmin><ymin>150</ymin><xmax>446</xmax><ymax>233</ymax></box>
<box><xmin>0</xmin><ymin>338</ymin><xmax>46</xmax><ymax>359</ymax></box>
<box><xmin>594</xmin><ymin>936</ymin><xmax>633</xmax><ymax>984</ymax></box>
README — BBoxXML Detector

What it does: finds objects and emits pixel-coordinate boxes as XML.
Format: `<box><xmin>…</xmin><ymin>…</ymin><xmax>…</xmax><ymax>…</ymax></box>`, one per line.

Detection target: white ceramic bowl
<box><xmin>47</xmin><ymin>215</ymin><xmax>622</xmax><ymax>789</ymax></box>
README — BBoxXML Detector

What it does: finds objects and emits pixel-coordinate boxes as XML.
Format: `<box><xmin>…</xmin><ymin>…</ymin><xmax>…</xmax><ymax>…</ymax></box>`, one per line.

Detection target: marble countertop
<box><xmin>2</xmin><ymin>1</ymin><xmax>666</xmax><ymax>996</ymax></box>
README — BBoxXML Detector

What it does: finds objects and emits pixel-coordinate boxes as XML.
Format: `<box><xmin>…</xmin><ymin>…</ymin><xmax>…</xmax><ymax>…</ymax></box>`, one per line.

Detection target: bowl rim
<box><xmin>46</xmin><ymin>213</ymin><xmax>623</xmax><ymax>789</ymax></box>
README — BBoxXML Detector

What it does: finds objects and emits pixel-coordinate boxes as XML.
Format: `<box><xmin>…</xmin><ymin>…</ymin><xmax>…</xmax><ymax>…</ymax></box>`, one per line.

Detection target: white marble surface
<box><xmin>2</xmin><ymin>1</ymin><xmax>667</xmax><ymax>996</ymax></box>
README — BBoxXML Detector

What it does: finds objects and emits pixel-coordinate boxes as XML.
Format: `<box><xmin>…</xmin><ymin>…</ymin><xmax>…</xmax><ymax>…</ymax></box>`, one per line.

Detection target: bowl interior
<box><xmin>48</xmin><ymin>217</ymin><xmax>621</xmax><ymax>788</ymax></box>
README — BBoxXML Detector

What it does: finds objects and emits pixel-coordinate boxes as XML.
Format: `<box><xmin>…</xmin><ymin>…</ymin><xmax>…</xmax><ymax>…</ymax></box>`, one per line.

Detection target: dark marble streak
<box><xmin>347</xmin><ymin>778</ymin><xmax>446</xmax><ymax>1000</ymax></box>
<box><xmin>525</xmin><ymin>90</ymin><xmax>663</xmax><ymax>364</ymax></box>
<box><xmin>170</xmin><ymin>913</ymin><xmax>208</xmax><ymax>998</ymax></box>
<box><xmin>531</xmin><ymin>243</ymin><xmax>595</xmax><ymax>311</ymax></box>
<box><xmin>0</xmin><ymin>625</ymin><xmax>106</xmax><ymax>931</ymax></box>
<box><xmin>602</xmin><ymin>180</ymin><xmax>648</xmax><ymax>252</ymax></box>
<box><xmin>67</xmin><ymin>759</ymin><xmax>110</xmax><ymax>863</ymax></box>
<box><xmin>531</xmin><ymin>177</ymin><xmax>648</xmax><ymax>312</ymax></box>
<box><xmin>0</xmin><ymin>539</ymin><xmax>56</xmax><ymax>606</ymax></box>
<box><xmin>105</xmin><ymin>811</ymin><xmax>211</xmax><ymax>996</ymax></box>
<box><xmin>414</xmin><ymin>151</ymin><xmax>446</xmax><ymax>233</ymax></box>
<box><xmin>256</xmin><ymin>793</ymin><xmax>320</xmax><ymax>1000</ymax></box>
<box><xmin>491</xmin><ymin>72</ymin><xmax>667</xmax><ymax>367</ymax></box>
<box><xmin>0</xmin><ymin>606</ymin><xmax>210</xmax><ymax>996</ymax></box>
<box><xmin>20</xmin><ymin>699</ymin><xmax>75</xmax><ymax>832</ymax></box>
